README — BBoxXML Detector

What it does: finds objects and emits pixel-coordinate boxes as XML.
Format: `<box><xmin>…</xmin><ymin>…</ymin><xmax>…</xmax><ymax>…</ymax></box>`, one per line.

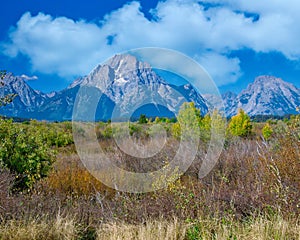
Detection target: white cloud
<box><xmin>201</xmin><ymin>0</ymin><xmax>300</xmax><ymax>58</ymax></box>
<box><xmin>196</xmin><ymin>53</ymin><xmax>241</xmax><ymax>86</ymax></box>
<box><xmin>2</xmin><ymin>12</ymin><xmax>109</xmax><ymax>77</ymax></box>
<box><xmin>20</xmin><ymin>74</ymin><xmax>38</xmax><ymax>80</ymax></box>
<box><xmin>2</xmin><ymin>0</ymin><xmax>300</xmax><ymax>86</ymax></box>
<box><xmin>206</xmin><ymin>0</ymin><xmax>300</xmax><ymax>15</ymax></box>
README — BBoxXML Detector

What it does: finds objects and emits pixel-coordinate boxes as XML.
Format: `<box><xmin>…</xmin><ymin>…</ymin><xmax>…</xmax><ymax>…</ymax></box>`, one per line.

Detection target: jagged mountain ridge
<box><xmin>0</xmin><ymin>73</ymin><xmax>48</xmax><ymax>118</ymax></box>
<box><xmin>203</xmin><ymin>91</ymin><xmax>237</xmax><ymax>115</ymax></box>
<box><xmin>1</xmin><ymin>56</ymin><xmax>299</xmax><ymax>120</ymax></box>
<box><xmin>0</xmin><ymin>54</ymin><xmax>208</xmax><ymax>120</ymax></box>
<box><xmin>79</xmin><ymin>54</ymin><xmax>207</xmax><ymax>119</ymax></box>
<box><xmin>225</xmin><ymin>76</ymin><xmax>300</xmax><ymax>116</ymax></box>
<box><xmin>202</xmin><ymin>75</ymin><xmax>300</xmax><ymax>117</ymax></box>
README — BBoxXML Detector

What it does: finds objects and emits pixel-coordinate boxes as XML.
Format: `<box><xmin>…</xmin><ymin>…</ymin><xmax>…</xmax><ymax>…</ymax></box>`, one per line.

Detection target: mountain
<box><xmin>0</xmin><ymin>54</ymin><xmax>208</xmax><ymax>121</ymax></box>
<box><xmin>0</xmin><ymin>73</ymin><xmax>48</xmax><ymax>118</ymax></box>
<box><xmin>227</xmin><ymin>76</ymin><xmax>300</xmax><ymax>116</ymax></box>
<box><xmin>75</xmin><ymin>54</ymin><xmax>207</xmax><ymax>120</ymax></box>
<box><xmin>222</xmin><ymin>91</ymin><xmax>238</xmax><ymax>114</ymax></box>
<box><xmin>2</xmin><ymin>57</ymin><xmax>299</xmax><ymax>120</ymax></box>
<box><xmin>203</xmin><ymin>91</ymin><xmax>237</xmax><ymax>114</ymax></box>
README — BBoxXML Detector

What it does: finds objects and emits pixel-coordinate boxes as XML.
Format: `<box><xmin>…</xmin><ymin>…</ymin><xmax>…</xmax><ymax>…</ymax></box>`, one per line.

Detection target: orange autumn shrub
<box><xmin>41</xmin><ymin>154</ymin><xmax>115</xmax><ymax>198</ymax></box>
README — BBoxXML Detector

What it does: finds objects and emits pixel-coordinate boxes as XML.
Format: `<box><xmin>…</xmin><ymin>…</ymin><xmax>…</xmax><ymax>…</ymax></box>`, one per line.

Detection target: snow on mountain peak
<box><xmin>227</xmin><ymin>75</ymin><xmax>300</xmax><ymax>116</ymax></box>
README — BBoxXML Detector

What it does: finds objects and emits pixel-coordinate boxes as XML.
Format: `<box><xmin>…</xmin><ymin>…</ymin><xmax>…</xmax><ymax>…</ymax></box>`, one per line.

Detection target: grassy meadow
<box><xmin>0</xmin><ymin>108</ymin><xmax>299</xmax><ymax>239</ymax></box>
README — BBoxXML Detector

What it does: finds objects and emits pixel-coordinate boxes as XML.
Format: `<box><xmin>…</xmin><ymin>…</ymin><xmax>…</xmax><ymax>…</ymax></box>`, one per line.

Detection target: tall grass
<box><xmin>0</xmin><ymin>214</ymin><xmax>298</xmax><ymax>240</ymax></box>
<box><xmin>0</xmin><ymin>214</ymin><xmax>77</xmax><ymax>240</ymax></box>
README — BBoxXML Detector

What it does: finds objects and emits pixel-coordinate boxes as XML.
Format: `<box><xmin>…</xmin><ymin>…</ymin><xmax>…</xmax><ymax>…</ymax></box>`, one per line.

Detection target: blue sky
<box><xmin>1</xmin><ymin>0</ymin><xmax>300</xmax><ymax>93</ymax></box>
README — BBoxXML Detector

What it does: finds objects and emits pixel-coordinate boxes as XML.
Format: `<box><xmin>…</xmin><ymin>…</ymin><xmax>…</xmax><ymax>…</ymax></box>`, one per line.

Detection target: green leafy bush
<box><xmin>138</xmin><ymin>114</ymin><xmax>148</xmax><ymax>124</ymax></box>
<box><xmin>0</xmin><ymin>119</ymin><xmax>57</xmax><ymax>190</ymax></box>
<box><xmin>171</xmin><ymin>122</ymin><xmax>181</xmax><ymax>139</ymax></box>
<box><xmin>155</xmin><ymin>117</ymin><xmax>176</xmax><ymax>123</ymax></box>
<box><xmin>129</xmin><ymin>123</ymin><xmax>143</xmax><ymax>136</ymax></box>
<box><xmin>228</xmin><ymin>109</ymin><xmax>252</xmax><ymax>137</ymax></box>
<box><xmin>199</xmin><ymin>113</ymin><xmax>211</xmax><ymax>142</ymax></box>
<box><xmin>172</xmin><ymin>102</ymin><xmax>201</xmax><ymax>139</ymax></box>
<box><xmin>262</xmin><ymin>123</ymin><xmax>273</xmax><ymax>140</ymax></box>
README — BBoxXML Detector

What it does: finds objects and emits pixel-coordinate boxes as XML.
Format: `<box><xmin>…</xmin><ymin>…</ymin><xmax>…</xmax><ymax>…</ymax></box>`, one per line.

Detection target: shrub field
<box><xmin>0</xmin><ymin>108</ymin><xmax>299</xmax><ymax>239</ymax></box>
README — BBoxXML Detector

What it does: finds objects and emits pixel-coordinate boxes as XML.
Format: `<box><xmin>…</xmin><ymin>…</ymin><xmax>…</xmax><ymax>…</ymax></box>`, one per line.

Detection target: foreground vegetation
<box><xmin>0</xmin><ymin>214</ymin><xmax>298</xmax><ymax>240</ymax></box>
<box><xmin>0</xmin><ymin>105</ymin><xmax>299</xmax><ymax>239</ymax></box>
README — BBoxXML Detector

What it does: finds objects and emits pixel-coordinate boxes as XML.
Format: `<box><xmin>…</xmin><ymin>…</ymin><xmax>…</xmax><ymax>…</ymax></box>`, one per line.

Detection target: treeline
<box><xmin>251</xmin><ymin>114</ymin><xmax>298</xmax><ymax>122</ymax></box>
<box><xmin>97</xmin><ymin>103</ymin><xmax>299</xmax><ymax>140</ymax></box>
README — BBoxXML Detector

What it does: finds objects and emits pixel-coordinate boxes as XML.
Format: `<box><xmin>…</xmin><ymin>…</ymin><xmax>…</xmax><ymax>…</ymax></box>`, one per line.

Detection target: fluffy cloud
<box><xmin>2</xmin><ymin>12</ymin><xmax>108</xmax><ymax>77</ymax></box>
<box><xmin>20</xmin><ymin>74</ymin><xmax>38</xmax><ymax>81</ymax></box>
<box><xmin>201</xmin><ymin>0</ymin><xmax>300</xmax><ymax>58</ymax></box>
<box><xmin>196</xmin><ymin>53</ymin><xmax>241</xmax><ymax>86</ymax></box>
<box><xmin>2</xmin><ymin>0</ymin><xmax>300</xmax><ymax>85</ymax></box>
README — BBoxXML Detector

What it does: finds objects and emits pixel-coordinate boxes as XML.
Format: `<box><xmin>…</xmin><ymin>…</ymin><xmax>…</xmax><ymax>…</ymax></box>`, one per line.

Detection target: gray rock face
<box><xmin>203</xmin><ymin>75</ymin><xmax>300</xmax><ymax>117</ymax></box>
<box><xmin>80</xmin><ymin>54</ymin><xmax>207</xmax><ymax>118</ymax></box>
<box><xmin>0</xmin><ymin>54</ymin><xmax>208</xmax><ymax>120</ymax></box>
<box><xmin>222</xmin><ymin>91</ymin><xmax>237</xmax><ymax>114</ymax></box>
<box><xmin>203</xmin><ymin>91</ymin><xmax>237</xmax><ymax>114</ymax></box>
<box><xmin>228</xmin><ymin>76</ymin><xmax>300</xmax><ymax>116</ymax></box>
<box><xmin>0</xmin><ymin>73</ymin><xmax>48</xmax><ymax>118</ymax></box>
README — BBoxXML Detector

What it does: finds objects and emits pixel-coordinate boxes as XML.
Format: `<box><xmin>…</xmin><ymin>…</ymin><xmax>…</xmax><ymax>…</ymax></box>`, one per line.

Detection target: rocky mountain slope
<box><xmin>0</xmin><ymin>54</ymin><xmax>208</xmax><ymax>121</ymax></box>
<box><xmin>226</xmin><ymin>76</ymin><xmax>300</xmax><ymax>116</ymax></box>
<box><xmin>0</xmin><ymin>73</ymin><xmax>48</xmax><ymax>118</ymax></box>
<box><xmin>1</xmin><ymin>56</ymin><xmax>299</xmax><ymax>120</ymax></box>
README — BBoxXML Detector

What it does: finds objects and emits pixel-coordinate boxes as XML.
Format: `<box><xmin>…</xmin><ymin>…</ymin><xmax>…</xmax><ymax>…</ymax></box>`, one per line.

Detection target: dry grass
<box><xmin>184</xmin><ymin>214</ymin><xmax>300</xmax><ymax>240</ymax></box>
<box><xmin>0</xmin><ymin>214</ymin><xmax>298</xmax><ymax>240</ymax></box>
<box><xmin>97</xmin><ymin>218</ymin><xmax>187</xmax><ymax>240</ymax></box>
<box><xmin>0</xmin><ymin>214</ymin><xmax>77</xmax><ymax>240</ymax></box>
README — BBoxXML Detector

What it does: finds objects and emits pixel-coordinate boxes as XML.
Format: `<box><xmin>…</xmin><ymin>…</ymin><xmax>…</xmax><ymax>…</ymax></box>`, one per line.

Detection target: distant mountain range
<box><xmin>204</xmin><ymin>75</ymin><xmax>300</xmax><ymax>117</ymax></box>
<box><xmin>0</xmin><ymin>54</ymin><xmax>207</xmax><ymax>121</ymax></box>
<box><xmin>0</xmin><ymin>54</ymin><xmax>299</xmax><ymax>120</ymax></box>
<box><xmin>226</xmin><ymin>75</ymin><xmax>300</xmax><ymax>116</ymax></box>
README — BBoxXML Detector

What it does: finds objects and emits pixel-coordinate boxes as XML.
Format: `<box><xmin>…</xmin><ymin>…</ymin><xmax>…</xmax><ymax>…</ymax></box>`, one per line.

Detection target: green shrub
<box><xmin>0</xmin><ymin>119</ymin><xmax>55</xmax><ymax>190</ymax></box>
<box><xmin>176</xmin><ymin>102</ymin><xmax>201</xmax><ymax>139</ymax></box>
<box><xmin>28</xmin><ymin>121</ymin><xmax>73</xmax><ymax>147</ymax></box>
<box><xmin>171</xmin><ymin>122</ymin><xmax>181</xmax><ymax>139</ymax></box>
<box><xmin>262</xmin><ymin>123</ymin><xmax>273</xmax><ymax>140</ymax></box>
<box><xmin>138</xmin><ymin>114</ymin><xmax>148</xmax><ymax>124</ymax></box>
<box><xmin>228</xmin><ymin>109</ymin><xmax>252</xmax><ymax>137</ymax></box>
<box><xmin>129</xmin><ymin>123</ymin><xmax>142</xmax><ymax>136</ymax></box>
<box><xmin>102</xmin><ymin>125</ymin><xmax>113</xmax><ymax>138</ymax></box>
<box><xmin>199</xmin><ymin>113</ymin><xmax>211</xmax><ymax>142</ymax></box>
